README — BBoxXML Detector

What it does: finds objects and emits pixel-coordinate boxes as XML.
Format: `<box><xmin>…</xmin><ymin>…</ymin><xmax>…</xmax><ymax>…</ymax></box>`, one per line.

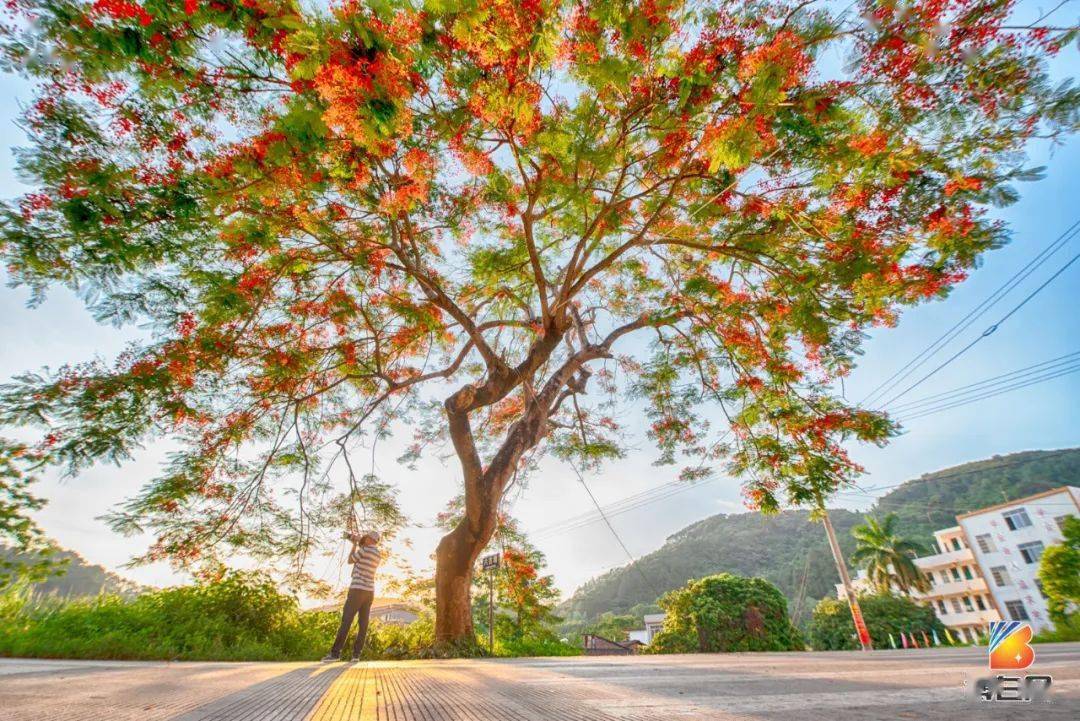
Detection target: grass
<box><xmin>0</xmin><ymin>571</ymin><xmax>580</xmax><ymax>661</ymax></box>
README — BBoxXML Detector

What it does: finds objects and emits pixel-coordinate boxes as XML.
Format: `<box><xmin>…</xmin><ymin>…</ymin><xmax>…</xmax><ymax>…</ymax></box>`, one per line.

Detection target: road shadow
<box><xmin>168</xmin><ymin>663</ymin><xmax>347</xmax><ymax>721</ymax></box>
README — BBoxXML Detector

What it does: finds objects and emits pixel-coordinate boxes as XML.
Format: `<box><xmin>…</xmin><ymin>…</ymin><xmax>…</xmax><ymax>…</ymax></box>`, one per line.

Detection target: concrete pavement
<box><xmin>0</xmin><ymin>643</ymin><xmax>1077</xmax><ymax>720</ymax></box>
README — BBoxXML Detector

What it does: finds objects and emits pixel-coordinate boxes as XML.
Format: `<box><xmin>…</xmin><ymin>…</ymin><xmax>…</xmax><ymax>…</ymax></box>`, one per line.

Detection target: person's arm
<box><xmin>347</xmin><ymin>542</ymin><xmax>361</xmax><ymax>565</ymax></box>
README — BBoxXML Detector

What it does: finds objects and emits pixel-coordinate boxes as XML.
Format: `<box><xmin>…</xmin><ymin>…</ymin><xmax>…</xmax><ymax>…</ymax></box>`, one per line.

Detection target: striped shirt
<box><xmin>349</xmin><ymin>544</ymin><xmax>381</xmax><ymax>591</ymax></box>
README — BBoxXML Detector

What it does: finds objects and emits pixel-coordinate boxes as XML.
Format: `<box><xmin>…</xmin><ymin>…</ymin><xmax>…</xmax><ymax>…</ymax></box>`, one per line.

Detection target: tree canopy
<box><xmin>850</xmin><ymin>512</ymin><xmax>928</xmax><ymax>594</ymax></box>
<box><xmin>1039</xmin><ymin>515</ymin><xmax>1080</xmax><ymax>623</ymax></box>
<box><xmin>649</xmin><ymin>572</ymin><xmax>803</xmax><ymax>653</ymax></box>
<box><xmin>0</xmin><ymin>0</ymin><xmax>1077</xmax><ymax>641</ymax></box>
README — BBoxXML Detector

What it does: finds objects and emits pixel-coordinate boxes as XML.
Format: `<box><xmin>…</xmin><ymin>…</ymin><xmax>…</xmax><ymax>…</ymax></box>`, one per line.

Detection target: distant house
<box><xmin>582</xmin><ymin>634</ymin><xmax>638</xmax><ymax>655</ymax></box>
<box><xmin>310</xmin><ymin>597</ymin><xmax>420</xmax><ymax>626</ymax></box>
<box><xmin>626</xmin><ymin>612</ymin><xmax>666</xmax><ymax>645</ymax></box>
<box><xmin>370</xmin><ymin>600</ymin><xmax>420</xmax><ymax>626</ymax></box>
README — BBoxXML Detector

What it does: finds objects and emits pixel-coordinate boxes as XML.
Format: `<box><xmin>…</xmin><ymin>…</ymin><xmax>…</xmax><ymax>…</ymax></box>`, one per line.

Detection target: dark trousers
<box><xmin>330</xmin><ymin>588</ymin><xmax>375</xmax><ymax>658</ymax></box>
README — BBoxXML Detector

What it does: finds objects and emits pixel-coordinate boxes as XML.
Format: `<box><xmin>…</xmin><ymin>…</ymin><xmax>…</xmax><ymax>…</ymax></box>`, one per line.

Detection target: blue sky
<box><xmin>1</xmin><ymin>4</ymin><xmax>1078</xmax><ymax>598</ymax></box>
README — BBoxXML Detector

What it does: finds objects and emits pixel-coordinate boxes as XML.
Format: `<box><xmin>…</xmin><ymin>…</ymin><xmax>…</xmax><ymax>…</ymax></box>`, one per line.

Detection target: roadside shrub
<box><xmin>648</xmin><ymin>573</ymin><xmax>804</xmax><ymax>653</ymax></box>
<box><xmin>1033</xmin><ymin>613</ymin><xmax>1080</xmax><ymax>643</ymax></box>
<box><xmin>0</xmin><ymin>571</ymin><xmax>445</xmax><ymax>661</ymax></box>
<box><xmin>808</xmin><ymin>594</ymin><xmax>946</xmax><ymax>650</ymax></box>
<box><xmin>0</xmin><ymin>570</ymin><xmax>579</xmax><ymax>661</ymax></box>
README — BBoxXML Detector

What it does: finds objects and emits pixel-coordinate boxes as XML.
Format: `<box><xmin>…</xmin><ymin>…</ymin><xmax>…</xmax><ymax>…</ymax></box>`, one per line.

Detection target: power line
<box><xmin>531</xmin><ymin>478</ymin><xmax>699</xmax><ymax>536</ymax></box>
<box><xmin>896</xmin><ymin>363</ymin><xmax>1080</xmax><ymax>422</ymax></box>
<box><xmin>878</xmin><ymin>245</ymin><xmax>1080</xmax><ymax>408</ymax></box>
<box><xmin>886</xmin><ymin>350</ymin><xmax>1080</xmax><ymax>416</ymax></box>
<box><xmin>860</xmin><ymin>219</ymin><xmax>1080</xmax><ymax>408</ymax></box>
<box><xmin>533</xmin><ymin>478</ymin><xmax>716</xmax><ymax>539</ymax></box>
<box><xmin>568</xmin><ymin>460</ymin><xmax>665</xmax><ymax>600</ymax></box>
<box><xmin>887</xmin><ymin>350</ymin><xmax>1080</xmax><ymax>413</ymax></box>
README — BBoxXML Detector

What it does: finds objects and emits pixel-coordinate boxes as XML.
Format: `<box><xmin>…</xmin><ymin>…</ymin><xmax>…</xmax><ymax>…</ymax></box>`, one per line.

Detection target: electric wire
<box><xmin>896</xmin><ymin>363</ymin><xmax>1080</xmax><ymax>422</ymax></box>
<box><xmin>886</xmin><ymin>350</ymin><xmax>1080</xmax><ymax>414</ymax></box>
<box><xmin>859</xmin><ymin>218</ymin><xmax>1080</xmax><ymax>408</ymax></box>
<box><xmin>568</xmin><ymin>460</ymin><xmax>665</xmax><ymax>599</ymax></box>
<box><xmin>878</xmin><ymin>245</ymin><xmax>1080</xmax><ymax>408</ymax></box>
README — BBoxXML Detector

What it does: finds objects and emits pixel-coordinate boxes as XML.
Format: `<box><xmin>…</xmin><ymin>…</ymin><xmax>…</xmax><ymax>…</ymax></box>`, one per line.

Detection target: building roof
<box><xmin>955</xmin><ymin>486</ymin><xmax>1080</xmax><ymax>520</ymax></box>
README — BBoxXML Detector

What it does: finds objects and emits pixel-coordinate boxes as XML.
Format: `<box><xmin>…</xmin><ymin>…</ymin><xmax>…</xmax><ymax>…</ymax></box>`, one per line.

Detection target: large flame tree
<box><xmin>0</xmin><ymin>0</ymin><xmax>1075</xmax><ymax>645</ymax></box>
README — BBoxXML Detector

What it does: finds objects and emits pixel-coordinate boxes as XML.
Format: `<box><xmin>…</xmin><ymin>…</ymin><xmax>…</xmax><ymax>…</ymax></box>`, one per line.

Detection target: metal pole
<box><xmin>820</xmin><ymin>505</ymin><xmax>873</xmax><ymax>651</ymax></box>
<box><xmin>487</xmin><ymin>569</ymin><xmax>495</xmax><ymax>654</ymax></box>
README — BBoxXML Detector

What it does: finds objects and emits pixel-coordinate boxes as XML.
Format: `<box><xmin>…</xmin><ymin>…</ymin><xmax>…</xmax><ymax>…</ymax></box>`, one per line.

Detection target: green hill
<box><xmin>561</xmin><ymin>447</ymin><xmax>1080</xmax><ymax>624</ymax></box>
<box><xmin>1</xmin><ymin>544</ymin><xmax>143</xmax><ymax>598</ymax></box>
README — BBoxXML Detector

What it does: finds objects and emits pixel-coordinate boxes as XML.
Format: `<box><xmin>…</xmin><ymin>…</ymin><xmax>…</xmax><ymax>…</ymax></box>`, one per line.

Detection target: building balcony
<box><xmin>939</xmin><ymin>608</ymin><xmax>1001</xmax><ymax>627</ymax></box>
<box><xmin>914</xmin><ymin>547</ymin><xmax>974</xmax><ymax>570</ymax></box>
<box><xmin>916</xmin><ymin>577</ymin><xmax>989</xmax><ymax>599</ymax></box>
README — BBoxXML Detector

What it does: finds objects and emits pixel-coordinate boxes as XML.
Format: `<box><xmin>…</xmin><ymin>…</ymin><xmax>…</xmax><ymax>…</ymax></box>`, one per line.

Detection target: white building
<box><xmin>627</xmin><ymin>613</ymin><xmax>666</xmax><ymax>645</ymax></box>
<box><xmin>836</xmin><ymin>485</ymin><xmax>1079</xmax><ymax>640</ymax></box>
<box><xmin>912</xmin><ymin>525</ymin><xmax>1000</xmax><ymax>642</ymax></box>
<box><xmin>955</xmin><ymin>486</ymin><xmax>1080</xmax><ymax>633</ymax></box>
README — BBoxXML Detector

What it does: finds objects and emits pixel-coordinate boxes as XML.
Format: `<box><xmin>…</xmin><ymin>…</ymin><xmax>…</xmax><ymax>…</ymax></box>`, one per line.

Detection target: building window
<box><xmin>951</xmin><ymin>598</ymin><xmax>964</xmax><ymax>614</ymax></box>
<box><xmin>1005</xmin><ymin>600</ymin><xmax>1030</xmax><ymax>621</ymax></box>
<box><xmin>962</xmin><ymin>566</ymin><xmax>974</xmax><ymax>580</ymax></box>
<box><xmin>950</xmin><ymin>537</ymin><xmax>962</xmax><ymax>551</ymax></box>
<box><xmin>975</xmin><ymin>534</ymin><xmax>996</xmax><ymax>553</ymax></box>
<box><xmin>950</xmin><ymin>567</ymin><xmax>962</xmax><ymax>582</ymax></box>
<box><xmin>962</xmin><ymin>596</ymin><xmax>974</xmax><ymax>612</ymax></box>
<box><xmin>925</xmin><ymin>573</ymin><xmax>935</xmax><ymax>587</ymax></box>
<box><xmin>1017</xmin><ymin>541</ymin><xmax>1045</xmax><ymax>564</ymax></box>
<box><xmin>1003</xmin><ymin>508</ymin><xmax>1032</xmax><ymax>530</ymax></box>
<box><xmin>975</xmin><ymin>596</ymin><xmax>986</xmax><ymax>611</ymax></box>
<box><xmin>941</xmin><ymin>571</ymin><xmax>950</xmax><ymax>585</ymax></box>
<box><xmin>1034</xmin><ymin>580</ymin><xmax>1047</xmax><ymax>599</ymax></box>
<box><xmin>1055</xmin><ymin>515</ymin><xmax>1073</xmax><ymax>533</ymax></box>
<box><xmin>937</xmin><ymin>600</ymin><xmax>947</xmax><ymax>615</ymax></box>
<box><xmin>989</xmin><ymin>566</ymin><xmax>1011</xmax><ymax>587</ymax></box>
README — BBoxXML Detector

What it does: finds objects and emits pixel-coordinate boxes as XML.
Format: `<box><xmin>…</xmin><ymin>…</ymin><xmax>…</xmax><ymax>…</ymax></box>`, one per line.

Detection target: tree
<box><xmin>0</xmin><ymin>1</ymin><xmax>1076</xmax><ymax>646</ymax></box>
<box><xmin>473</xmin><ymin>540</ymin><xmax>561</xmax><ymax>646</ymax></box>
<box><xmin>1038</xmin><ymin>516</ymin><xmax>1080</xmax><ymax>624</ymax></box>
<box><xmin>850</xmin><ymin>513</ymin><xmax>928</xmax><ymax>595</ymax></box>
<box><xmin>0</xmin><ymin>439</ymin><xmax>60</xmax><ymax>586</ymax></box>
<box><xmin>649</xmin><ymin>573</ymin><xmax>803</xmax><ymax>653</ymax></box>
<box><xmin>808</xmin><ymin>593</ymin><xmax>944</xmax><ymax>650</ymax></box>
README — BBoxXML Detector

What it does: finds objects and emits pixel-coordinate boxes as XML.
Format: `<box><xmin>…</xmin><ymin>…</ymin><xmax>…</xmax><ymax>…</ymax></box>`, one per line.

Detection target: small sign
<box><xmin>481</xmin><ymin>553</ymin><xmax>500</xmax><ymax>571</ymax></box>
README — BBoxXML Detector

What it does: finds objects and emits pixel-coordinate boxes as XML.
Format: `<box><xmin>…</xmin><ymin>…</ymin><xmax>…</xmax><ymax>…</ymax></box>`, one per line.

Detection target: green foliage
<box><xmin>808</xmin><ymin>594</ymin><xmax>945</xmax><ymax>651</ymax></box>
<box><xmin>557</xmin><ymin>607</ymin><xmax>658</xmax><ymax>647</ymax></box>
<box><xmin>1038</xmin><ymin>516</ymin><xmax>1080</xmax><ymax>624</ymax></box>
<box><xmin>850</xmin><ymin>513</ymin><xmax>928</xmax><ymax>595</ymax></box>
<box><xmin>0</xmin><ymin>439</ymin><xmax>59</xmax><ymax>585</ymax></box>
<box><xmin>648</xmin><ymin>574</ymin><xmax>803</xmax><ymax>654</ymax></box>
<box><xmin>563</xmin><ymin>509</ymin><xmax>862</xmax><ymax>622</ymax></box>
<box><xmin>0</xmin><ymin>570</ymin><xmax>444</xmax><ymax>661</ymax></box>
<box><xmin>1032</xmin><ymin>613</ymin><xmax>1080</xmax><ymax>643</ymax></box>
<box><xmin>563</xmin><ymin>449</ymin><xmax>1079</xmax><ymax>626</ymax></box>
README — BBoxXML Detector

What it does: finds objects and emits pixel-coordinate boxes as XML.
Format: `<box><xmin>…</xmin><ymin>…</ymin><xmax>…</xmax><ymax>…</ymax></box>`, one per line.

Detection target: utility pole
<box><xmin>819</xmin><ymin>503</ymin><xmax>873</xmax><ymax>651</ymax></box>
<box><xmin>481</xmin><ymin>553</ymin><xmax>500</xmax><ymax>654</ymax></box>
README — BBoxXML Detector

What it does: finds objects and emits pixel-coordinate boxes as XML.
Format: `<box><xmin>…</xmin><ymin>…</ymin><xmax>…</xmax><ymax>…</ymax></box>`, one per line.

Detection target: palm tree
<box><xmin>850</xmin><ymin>514</ymin><xmax>929</xmax><ymax>595</ymax></box>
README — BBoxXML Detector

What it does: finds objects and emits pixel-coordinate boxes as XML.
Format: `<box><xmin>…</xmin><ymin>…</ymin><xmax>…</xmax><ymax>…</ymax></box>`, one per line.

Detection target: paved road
<box><xmin>0</xmin><ymin>644</ymin><xmax>1077</xmax><ymax>720</ymax></box>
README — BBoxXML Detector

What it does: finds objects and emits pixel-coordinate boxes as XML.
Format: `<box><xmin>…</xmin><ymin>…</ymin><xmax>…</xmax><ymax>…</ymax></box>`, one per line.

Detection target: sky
<box><xmin>1</xmin><ymin>3</ymin><xmax>1078</xmax><ymax>602</ymax></box>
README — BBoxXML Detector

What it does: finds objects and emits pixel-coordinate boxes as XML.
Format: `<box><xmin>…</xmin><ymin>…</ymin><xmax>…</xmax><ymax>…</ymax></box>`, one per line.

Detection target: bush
<box><xmin>648</xmin><ymin>574</ymin><xmax>804</xmax><ymax>653</ymax></box>
<box><xmin>1033</xmin><ymin>614</ymin><xmax>1080</xmax><ymax>643</ymax></box>
<box><xmin>808</xmin><ymin>594</ymin><xmax>946</xmax><ymax>650</ymax></box>
<box><xmin>0</xmin><ymin>571</ymin><xmax>444</xmax><ymax>661</ymax></box>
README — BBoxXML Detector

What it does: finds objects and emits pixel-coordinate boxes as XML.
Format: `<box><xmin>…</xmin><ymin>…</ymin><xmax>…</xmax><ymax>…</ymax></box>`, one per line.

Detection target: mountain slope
<box><xmin>561</xmin><ymin>447</ymin><xmax>1080</xmax><ymax>623</ymax></box>
<box><xmin>1</xmin><ymin>544</ymin><xmax>143</xmax><ymax>598</ymax></box>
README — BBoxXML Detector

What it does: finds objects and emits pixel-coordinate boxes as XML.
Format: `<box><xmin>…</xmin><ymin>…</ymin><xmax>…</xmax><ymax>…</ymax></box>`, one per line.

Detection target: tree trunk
<box><xmin>434</xmin><ymin>512</ymin><xmax>496</xmax><ymax>645</ymax></box>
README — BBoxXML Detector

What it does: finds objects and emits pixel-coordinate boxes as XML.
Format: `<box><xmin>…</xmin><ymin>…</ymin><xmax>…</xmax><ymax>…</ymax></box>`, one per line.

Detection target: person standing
<box><xmin>323</xmin><ymin>530</ymin><xmax>382</xmax><ymax>662</ymax></box>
